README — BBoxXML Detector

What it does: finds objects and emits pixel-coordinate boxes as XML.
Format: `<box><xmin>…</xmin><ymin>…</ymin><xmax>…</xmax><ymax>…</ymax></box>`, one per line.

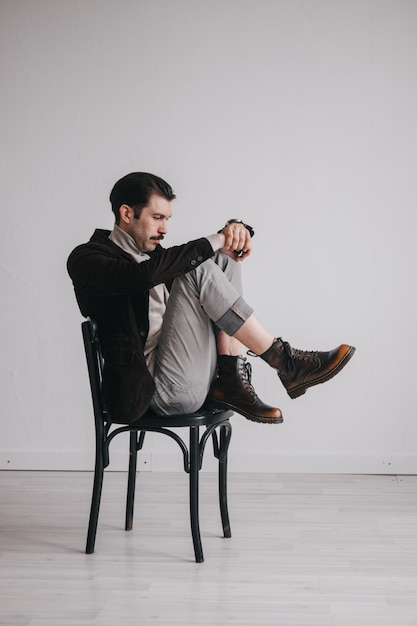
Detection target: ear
<box><xmin>118</xmin><ymin>204</ymin><xmax>132</xmax><ymax>225</ymax></box>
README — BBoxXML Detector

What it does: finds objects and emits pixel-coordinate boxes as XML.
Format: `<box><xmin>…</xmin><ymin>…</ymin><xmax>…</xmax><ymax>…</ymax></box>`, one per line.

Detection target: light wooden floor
<box><xmin>0</xmin><ymin>471</ymin><xmax>416</xmax><ymax>626</ymax></box>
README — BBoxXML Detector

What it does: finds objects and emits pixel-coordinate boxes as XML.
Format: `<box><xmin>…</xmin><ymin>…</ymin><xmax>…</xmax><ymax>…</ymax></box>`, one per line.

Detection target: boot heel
<box><xmin>288</xmin><ymin>386</ymin><xmax>307</xmax><ymax>399</ymax></box>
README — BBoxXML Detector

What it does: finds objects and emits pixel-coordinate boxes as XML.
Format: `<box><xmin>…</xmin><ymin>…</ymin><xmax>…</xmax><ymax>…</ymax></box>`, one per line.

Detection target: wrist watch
<box><xmin>225</xmin><ymin>219</ymin><xmax>255</xmax><ymax>238</ymax></box>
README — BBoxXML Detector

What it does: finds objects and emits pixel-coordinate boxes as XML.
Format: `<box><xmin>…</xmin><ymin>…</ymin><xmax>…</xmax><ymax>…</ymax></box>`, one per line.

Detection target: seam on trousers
<box><xmin>230</xmin><ymin>304</ymin><xmax>249</xmax><ymax>321</ymax></box>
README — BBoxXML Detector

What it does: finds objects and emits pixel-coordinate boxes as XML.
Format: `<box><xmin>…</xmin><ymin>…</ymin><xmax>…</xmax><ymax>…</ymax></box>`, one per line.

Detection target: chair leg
<box><xmin>218</xmin><ymin>424</ymin><xmax>232</xmax><ymax>538</ymax></box>
<box><xmin>125</xmin><ymin>431</ymin><xmax>138</xmax><ymax>531</ymax></box>
<box><xmin>189</xmin><ymin>426</ymin><xmax>204</xmax><ymax>563</ymax></box>
<box><xmin>86</xmin><ymin>452</ymin><xmax>104</xmax><ymax>554</ymax></box>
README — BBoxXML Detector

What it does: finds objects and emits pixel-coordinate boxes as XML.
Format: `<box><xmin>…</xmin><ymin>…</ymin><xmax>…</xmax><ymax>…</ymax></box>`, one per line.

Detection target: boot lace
<box><xmin>278</xmin><ymin>338</ymin><xmax>319</xmax><ymax>373</ymax></box>
<box><xmin>239</xmin><ymin>359</ymin><xmax>258</xmax><ymax>399</ymax></box>
<box><xmin>248</xmin><ymin>339</ymin><xmax>318</xmax><ymax>376</ymax></box>
<box><xmin>278</xmin><ymin>338</ymin><xmax>296</xmax><ymax>374</ymax></box>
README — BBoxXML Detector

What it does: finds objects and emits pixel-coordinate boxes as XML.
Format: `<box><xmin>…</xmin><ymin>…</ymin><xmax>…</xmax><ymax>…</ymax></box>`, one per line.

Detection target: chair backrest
<box><xmin>82</xmin><ymin>319</ymin><xmax>109</xmax><ymax>425</ymax></box>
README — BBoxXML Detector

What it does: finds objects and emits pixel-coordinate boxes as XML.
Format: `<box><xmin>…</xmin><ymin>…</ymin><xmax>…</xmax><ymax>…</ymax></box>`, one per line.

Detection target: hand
<box><xmin>220</xmin><ymin>222</ymin><xmax>252</xmax><ymax>262</ymax></box>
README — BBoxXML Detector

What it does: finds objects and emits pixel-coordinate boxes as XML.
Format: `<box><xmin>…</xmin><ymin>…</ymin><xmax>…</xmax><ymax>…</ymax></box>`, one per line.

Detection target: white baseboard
<box><xmin>1</xmin><ymin>450</ymin><xmax>416</xmax><ymax>474</ymax></box>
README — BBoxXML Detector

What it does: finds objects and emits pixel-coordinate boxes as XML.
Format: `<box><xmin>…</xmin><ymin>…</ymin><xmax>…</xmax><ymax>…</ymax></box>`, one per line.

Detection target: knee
<box><xmin>214</xmin><ymin>251</ymin><xmax>231</xmax><ymax>269</ymax></box>
<box><xmin>214</xmin><ymin>252</ymin><xmax>242</xmax><ymax>290</ymax></box>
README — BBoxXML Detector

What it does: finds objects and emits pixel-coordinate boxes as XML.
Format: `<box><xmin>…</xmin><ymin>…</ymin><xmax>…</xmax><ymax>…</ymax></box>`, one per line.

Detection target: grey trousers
<box><xmin>150</xmin><ymin>253</ymin><xmax>254</xmax><ymax>415</ymax></box>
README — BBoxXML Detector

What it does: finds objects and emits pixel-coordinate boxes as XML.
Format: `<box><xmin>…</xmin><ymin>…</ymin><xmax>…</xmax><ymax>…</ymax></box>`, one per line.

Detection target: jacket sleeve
<box><xmin>67</xmin><ymin>237</ymin><xmax>215</xmax><ymax>297</ymax></box>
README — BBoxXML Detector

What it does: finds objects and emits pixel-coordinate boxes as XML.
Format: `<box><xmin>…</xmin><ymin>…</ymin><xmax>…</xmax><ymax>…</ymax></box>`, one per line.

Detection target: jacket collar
<box><xmin>89</xmin><ymin>229</ymin><xmax>134</xmax><ymax>261</ymax></box>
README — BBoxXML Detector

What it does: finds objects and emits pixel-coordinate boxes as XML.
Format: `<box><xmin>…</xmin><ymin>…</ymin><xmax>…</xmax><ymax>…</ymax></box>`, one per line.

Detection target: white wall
<box><xmin>1</xmin><ymin>0</ymin><xmax>416</xmax><ymax>474</ymax></box>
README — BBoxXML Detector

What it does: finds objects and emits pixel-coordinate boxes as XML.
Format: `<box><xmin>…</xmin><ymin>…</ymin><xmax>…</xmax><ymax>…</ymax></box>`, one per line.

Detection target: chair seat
<box><xmin>116</xmin><ymin>405</ymin><xmax>233</xmax><ymax>429</ymax></box>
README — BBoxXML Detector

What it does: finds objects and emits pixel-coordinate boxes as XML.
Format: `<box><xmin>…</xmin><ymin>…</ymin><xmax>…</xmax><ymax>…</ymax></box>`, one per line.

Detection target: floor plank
<box><xmin>0</xmin><ymin>471</ymin><xmax>416</xmax><ymax>625</ymax></box>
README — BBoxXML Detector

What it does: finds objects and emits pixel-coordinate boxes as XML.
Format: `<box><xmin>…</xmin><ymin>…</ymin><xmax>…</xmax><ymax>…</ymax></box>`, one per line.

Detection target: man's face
<box><xmin>124</xmin><ymin>193</ymin><xmax>172</xmax><ymax>252</ymax></box>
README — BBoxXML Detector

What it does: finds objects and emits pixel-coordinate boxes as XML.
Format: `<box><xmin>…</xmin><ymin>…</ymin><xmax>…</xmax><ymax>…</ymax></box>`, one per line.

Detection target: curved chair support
<box><xmin>82</xmin><ymin>318</ymin><xmax>233</xmax><ymax>562</ymax></box>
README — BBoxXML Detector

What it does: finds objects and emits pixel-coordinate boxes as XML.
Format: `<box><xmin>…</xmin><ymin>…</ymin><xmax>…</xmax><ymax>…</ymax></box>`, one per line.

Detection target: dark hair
<box><xmin>109</xmin><ymin>172</ymin><xmax>176</xmax><ymax>223</ymax></box>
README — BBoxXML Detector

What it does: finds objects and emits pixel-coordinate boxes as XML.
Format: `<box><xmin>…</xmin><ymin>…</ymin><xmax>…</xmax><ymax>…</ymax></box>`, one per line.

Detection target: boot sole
<box><xmin>207</xmin><ymin>398</ymin><xmax>283</xmax><ymax>424</ymax></box>
<box><xmin>287</xmin><ymin>345</ymin><xmax>356</xmax><ymax>399</ymax></box>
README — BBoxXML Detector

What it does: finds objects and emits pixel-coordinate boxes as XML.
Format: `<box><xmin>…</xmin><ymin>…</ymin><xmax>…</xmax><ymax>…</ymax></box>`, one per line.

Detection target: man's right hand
<box><xmin>219</xmin><ymin>222</ymin><xmax>252</xmax><ymax>262</ymax></box>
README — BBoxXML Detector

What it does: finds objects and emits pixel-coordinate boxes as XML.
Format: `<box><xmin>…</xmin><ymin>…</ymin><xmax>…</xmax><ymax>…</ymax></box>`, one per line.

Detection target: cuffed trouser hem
<box><xmin>214</xmin><ymin>296</ymin><xmax>254</xmax><ymax>336</ymax></box>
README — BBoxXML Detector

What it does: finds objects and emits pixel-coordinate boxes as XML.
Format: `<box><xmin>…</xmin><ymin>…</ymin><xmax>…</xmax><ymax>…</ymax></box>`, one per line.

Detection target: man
<box><xmin>67</xmin><ymin>172</ymin><xmax>355</xmax><ymax>425</ymax></box>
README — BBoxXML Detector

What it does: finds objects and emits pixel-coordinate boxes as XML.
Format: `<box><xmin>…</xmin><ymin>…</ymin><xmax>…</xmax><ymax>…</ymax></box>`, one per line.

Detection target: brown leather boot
<box><xmin>207</xmin><ymin>355</ymin><xmax>283</xmax><ymax>424</ymax></box>
<box><xmin>260</xmin><ymin>338</ymin><xmax>355</xmax><ymax>399</ymax></box>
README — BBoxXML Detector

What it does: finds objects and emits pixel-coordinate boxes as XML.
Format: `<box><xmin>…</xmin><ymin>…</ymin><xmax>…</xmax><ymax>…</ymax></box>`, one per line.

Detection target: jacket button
<box><xmin>190</xmin><ymin>259</ymin><xmax>196</xmax><ymax>265</ymax></box>
<box><xmin>140</xmin><ymin>331</ymin><xmax>146</xmax><ymax>337</ymax></box>
<box><xmin>197</xmin><ymin>256</ymin><xmax>203</xmax><ymax>262</ymax></box>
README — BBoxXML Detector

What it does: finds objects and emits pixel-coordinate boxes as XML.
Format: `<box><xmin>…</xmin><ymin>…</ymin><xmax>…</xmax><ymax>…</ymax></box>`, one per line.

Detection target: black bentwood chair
<box><xmin>81</xmin><ymin>318</ymin><xmax>233</xmax><ymax>563</ymax></box>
